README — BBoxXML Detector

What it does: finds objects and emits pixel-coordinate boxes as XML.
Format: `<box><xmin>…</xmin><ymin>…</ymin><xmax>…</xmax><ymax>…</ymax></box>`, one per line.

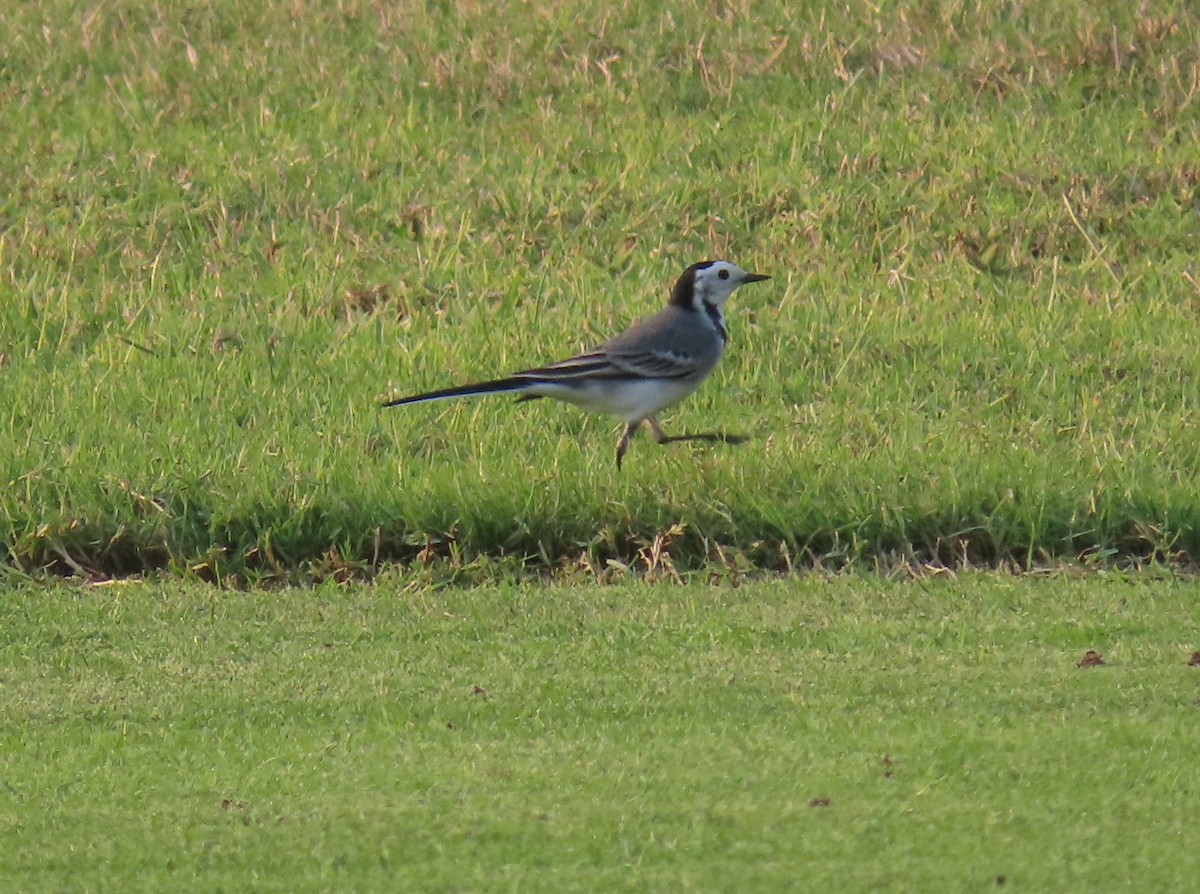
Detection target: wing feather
<box><xmin>512</xmin><ymin>347</ymin><xmax>701</xmax><ymax>383</ymax></box>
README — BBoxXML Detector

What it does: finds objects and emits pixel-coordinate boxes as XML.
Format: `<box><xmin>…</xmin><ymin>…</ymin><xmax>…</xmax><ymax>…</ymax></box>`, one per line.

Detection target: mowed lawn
<box><xmin>4</xmin><ymin>2</ymin><xmax>1200</xmax><ymax>890</ymax></box>
<box><xmin>3</xmin><ymin>573</ymin><xmax>1198</xmax><ymax>891</ymax></box>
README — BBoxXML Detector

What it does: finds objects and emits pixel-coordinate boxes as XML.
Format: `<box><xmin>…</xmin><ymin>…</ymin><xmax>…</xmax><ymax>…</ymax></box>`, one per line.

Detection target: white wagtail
<box><xmin>383</xmin><ymin>260</ymin><xmax>770</xmax><ymax>467</ymax></box>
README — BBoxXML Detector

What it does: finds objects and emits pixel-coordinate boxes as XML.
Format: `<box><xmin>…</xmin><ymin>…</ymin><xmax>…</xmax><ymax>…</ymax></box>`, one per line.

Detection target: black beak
<box><xmin>742</xmin><ymin>272</ymin><xmax>771</xmax><ymax>283</ymax></box>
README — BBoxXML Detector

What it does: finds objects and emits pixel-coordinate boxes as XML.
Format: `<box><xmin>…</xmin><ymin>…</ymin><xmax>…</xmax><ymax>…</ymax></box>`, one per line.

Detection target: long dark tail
<box><xmin>382</xmin><ymin>377</ymin><xmax>530</xmax><ymax>408</ymax></box>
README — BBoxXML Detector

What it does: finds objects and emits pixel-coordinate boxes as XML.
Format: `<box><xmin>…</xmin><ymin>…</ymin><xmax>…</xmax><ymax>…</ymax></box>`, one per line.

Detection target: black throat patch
<box><xmin>702</xmin><ymin>301</ymin><xmax>727</xmax><ymax>343</ymax></box>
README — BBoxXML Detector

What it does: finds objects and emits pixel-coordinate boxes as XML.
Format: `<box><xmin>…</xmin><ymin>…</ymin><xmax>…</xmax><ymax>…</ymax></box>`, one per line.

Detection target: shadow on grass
<box><xmin>7</xmin><ymin>479</ymin><xmax>1200</xmax><ymax>585</ymax></box>
<box><xmin>658</xmin><ymin>432</ymin><xmax>750</xmax><ymax>447</ymax></box>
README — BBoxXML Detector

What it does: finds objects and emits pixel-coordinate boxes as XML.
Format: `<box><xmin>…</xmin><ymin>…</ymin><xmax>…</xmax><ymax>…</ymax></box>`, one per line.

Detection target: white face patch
<box><xmin>690</xmin><ymin>262</ymin><xmax>749</xmax><ymax>310</ymax></box>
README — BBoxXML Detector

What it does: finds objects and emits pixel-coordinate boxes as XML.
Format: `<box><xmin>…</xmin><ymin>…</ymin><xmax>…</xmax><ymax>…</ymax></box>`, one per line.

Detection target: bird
<box><xmin>382</xmin><ymin>260</ymin><xmax>771</xmax><ymax>468</ymax></box>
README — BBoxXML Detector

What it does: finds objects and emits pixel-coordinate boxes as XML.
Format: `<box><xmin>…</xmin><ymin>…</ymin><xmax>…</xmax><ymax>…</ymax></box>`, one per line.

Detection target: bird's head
<box><xmin>670</xmin><ymin>260</ymin><xmax>771</xmax><ymax>310</ymax></box>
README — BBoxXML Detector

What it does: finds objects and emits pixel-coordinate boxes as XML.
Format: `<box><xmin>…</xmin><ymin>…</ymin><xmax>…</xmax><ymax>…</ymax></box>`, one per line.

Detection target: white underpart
<box><xmin>523</xmin><ymin>375</ymin><xmax>711</xmax><ymax>424</ymax></box>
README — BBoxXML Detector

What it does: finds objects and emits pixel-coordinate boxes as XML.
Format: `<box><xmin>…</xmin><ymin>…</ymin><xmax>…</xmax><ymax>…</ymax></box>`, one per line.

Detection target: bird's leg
<box><xmin>615</xmin><ymin>421</ymin><xmax>640</xmax><ymax>469</ymax></box>
<box><xmin>645</xmin><ymin>415</ymin><xmax>669</xmax><ymax>444</ymax></box>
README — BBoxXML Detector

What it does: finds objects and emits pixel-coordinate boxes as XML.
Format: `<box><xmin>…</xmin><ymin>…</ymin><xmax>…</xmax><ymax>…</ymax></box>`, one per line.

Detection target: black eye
<box><xmin>718</xmin><ymin>269</ymin><xmax>730</xmax><ymax>280</ymax></box>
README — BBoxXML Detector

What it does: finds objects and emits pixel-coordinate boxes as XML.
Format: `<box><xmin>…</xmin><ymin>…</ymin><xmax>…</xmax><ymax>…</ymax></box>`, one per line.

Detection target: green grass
<box><xmin>3</xmin><ymin>572</ymin><xmax>1198</xmax><ymax>891</ymax></box>
<box><xmin>5</xmin><ymin>7</ymin><xmax>1199</xmax><ymax>887</ymax></box>
<box><xmin>2</xmin><ymin>1</ymin><xmax>1200</xmax><ymax>578</ymax></box>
